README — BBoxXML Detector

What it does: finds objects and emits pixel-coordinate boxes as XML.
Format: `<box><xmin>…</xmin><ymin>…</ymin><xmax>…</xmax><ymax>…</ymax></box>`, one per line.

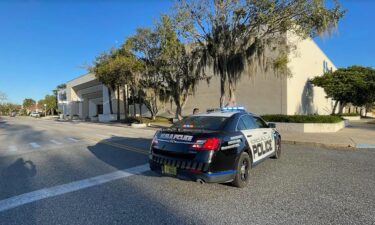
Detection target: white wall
<box><xmin>287</xmin><ymin>34</ymin><xmax>337</xmax><ymax>115</ymax></box>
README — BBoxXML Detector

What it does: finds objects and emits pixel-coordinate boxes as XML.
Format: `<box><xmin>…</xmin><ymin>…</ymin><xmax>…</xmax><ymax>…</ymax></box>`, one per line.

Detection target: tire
<box><xmin>271</xmin><ymin>139</ymin><xmax>281</xmax><ymax>159</ymax></box>
<box><xmin>149</xmin><ymin>161</ymin><xmax>158</xmax><ymax>171</ymax></box>
<box><xmin>232</xmin><ymin>152</ymin><xmax>251</xmax><ymax>188</ymax></box>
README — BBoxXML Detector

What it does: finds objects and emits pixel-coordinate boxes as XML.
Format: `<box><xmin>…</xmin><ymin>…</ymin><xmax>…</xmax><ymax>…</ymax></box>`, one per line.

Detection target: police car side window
<box><xmin>237</xmin><ymin>115</ymin><xmax>257</xmax><ymax>130</ymax></box>
<box><xmin>237</xmin><ymin>117</ymin><xmax>247</xmax><ymax>130</ymax></box>
<box><xmin>253</xmin><ymin>117</ymin><xmax>268</xmax><ymax>128</ymax></box>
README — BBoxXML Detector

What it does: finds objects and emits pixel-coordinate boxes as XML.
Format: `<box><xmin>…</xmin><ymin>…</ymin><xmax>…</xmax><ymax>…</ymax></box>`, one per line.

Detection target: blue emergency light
<box><xmin>221</xmin><ymin>106</ymin><xmax>245</xmax><ymax>111</ymax></box>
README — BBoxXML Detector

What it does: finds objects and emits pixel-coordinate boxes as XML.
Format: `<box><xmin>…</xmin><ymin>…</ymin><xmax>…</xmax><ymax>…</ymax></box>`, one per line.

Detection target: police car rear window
<box><xmin>173</xmin><ymin>116</ymin><xmax>228</xmax><ymax>131</ymax></box>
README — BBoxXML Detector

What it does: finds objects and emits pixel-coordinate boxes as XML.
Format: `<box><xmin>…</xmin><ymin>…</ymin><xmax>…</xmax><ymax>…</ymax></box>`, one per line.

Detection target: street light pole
<box><xmin>44</xmin><ymin>104</ymin><xmax>47</xmax><ymax>117</ymax></box>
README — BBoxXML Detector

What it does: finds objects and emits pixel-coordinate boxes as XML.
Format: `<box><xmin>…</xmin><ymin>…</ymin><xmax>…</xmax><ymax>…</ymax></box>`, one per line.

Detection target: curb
<box><xmin>281</xmin><ymin>140</ymin><xmax>357</xmax><ymax>150</ymax></box>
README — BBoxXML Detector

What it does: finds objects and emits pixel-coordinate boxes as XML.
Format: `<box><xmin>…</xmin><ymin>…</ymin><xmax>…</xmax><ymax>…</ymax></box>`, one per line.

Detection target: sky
<box><xmin>0</xmin><ymin>0</ymin><xmax>374</xmax><ymax>104</ymax></box>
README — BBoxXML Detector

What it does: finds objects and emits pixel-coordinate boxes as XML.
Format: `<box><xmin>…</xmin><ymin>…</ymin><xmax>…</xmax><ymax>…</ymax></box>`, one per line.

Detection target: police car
<box><xmin>149</xmin><ymin>107</ymin><xmax>281</xmax><ymax>188</ymax></box>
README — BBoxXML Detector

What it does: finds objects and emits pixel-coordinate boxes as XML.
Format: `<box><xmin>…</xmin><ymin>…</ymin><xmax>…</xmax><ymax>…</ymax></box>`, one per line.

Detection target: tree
<box><xmin>53</xmin><ymin>83</ymin><xmax>67</xmax><ymax>110</ymax></box>
<box><xmin>127</xmin><ymin>27</ymin><xmax>166</xmax><ymax>120</ymax></box>
<box><xmin>90</xmin><ymin>46</ymin><xmax>143</xmax><ymax>121</ymax></box>
<box><xmin>23</xmin><ymin>98</ymin><xmax>36</xmax><ymax>114</ymax></box>
<box><xmin>91</xmin><ymin>51</ymin><xmax>117</xmax><ymax>116</ymax></box>
<box><xmin>157</xmin><ymin>15</ymin><xmax>205</xmax><ymax>119</ymax></box>
<box><xmin>38</xmin><ymin>95</ymin><xmax>57</xmax><ymax>116</ymax></box>
<box><xmin>174</xmin><ymin>0</ymin><xmax>344</xmax><ymax>107</ymax></box>
<box><xmin>311</xmin><ymin>66</ymin><xmax>375</xmax><ymax>114</ymax></box>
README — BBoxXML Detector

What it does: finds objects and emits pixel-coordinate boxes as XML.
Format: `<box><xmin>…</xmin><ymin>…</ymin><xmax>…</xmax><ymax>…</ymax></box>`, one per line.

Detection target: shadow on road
<box><xmin>82</xmin><ymin>136</ymin><xmax>207</xmax><ymax>224</ymax></box>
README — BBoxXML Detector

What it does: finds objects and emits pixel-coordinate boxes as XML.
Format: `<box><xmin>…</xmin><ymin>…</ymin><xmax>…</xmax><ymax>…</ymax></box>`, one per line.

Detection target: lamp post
<box><xmin>44</xmin><ymin>104</ymin><xmax>47</xmax><ymax>117</ymax></box>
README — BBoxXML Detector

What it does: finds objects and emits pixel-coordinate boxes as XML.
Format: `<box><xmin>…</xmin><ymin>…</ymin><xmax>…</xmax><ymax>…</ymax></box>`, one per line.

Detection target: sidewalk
<box><xmin>280</xmin><ymin>119</ymin><xmax>375</xmax><ymax>149</ymax></box>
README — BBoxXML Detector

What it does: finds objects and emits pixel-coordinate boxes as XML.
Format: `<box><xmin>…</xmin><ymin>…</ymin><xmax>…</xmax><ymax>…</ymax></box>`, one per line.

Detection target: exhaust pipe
<box><xmin>196</xmin><ymin>179</ymin><xmax>205</xmax><ymax>184</ymax></box>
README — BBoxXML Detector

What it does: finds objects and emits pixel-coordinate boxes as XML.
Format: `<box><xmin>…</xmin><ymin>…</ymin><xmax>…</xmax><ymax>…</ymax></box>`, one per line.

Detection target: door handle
<box><xmin>247</xmin><ymin>135</ymin><xmax>252</xmax><ymax>138</ymax></box>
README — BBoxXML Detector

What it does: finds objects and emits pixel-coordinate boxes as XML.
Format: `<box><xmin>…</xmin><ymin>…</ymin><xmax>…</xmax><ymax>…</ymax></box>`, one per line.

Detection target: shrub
<box><xmin>261</xmin><ymin>114</ymin><xmax>343</xmax><ymax>123</ymax></box>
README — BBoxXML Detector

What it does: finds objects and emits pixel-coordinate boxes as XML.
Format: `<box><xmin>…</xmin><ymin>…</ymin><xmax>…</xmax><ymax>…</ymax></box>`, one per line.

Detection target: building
<box><xmin>58</xmin><ymin>36</ymin><xmax>337</xmax><ymax>122</ymax></box>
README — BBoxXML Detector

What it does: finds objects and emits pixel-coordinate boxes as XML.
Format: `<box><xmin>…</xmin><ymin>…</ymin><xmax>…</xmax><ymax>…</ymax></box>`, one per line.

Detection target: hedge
<box><xmin>261</xmin><ymin>114</ymin><xmax>343</xmax><ymax>123</ymax></box>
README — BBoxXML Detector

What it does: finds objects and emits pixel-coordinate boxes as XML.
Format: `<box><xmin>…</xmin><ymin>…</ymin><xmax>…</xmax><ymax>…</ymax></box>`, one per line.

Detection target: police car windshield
<box><xmin>172</xmin><ymin>116</ymin><xmax>228</xmax><ymax>131</ymax></box>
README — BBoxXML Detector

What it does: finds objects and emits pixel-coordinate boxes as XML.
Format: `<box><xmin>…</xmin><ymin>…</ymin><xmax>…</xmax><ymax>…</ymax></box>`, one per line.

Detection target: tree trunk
<box><xmin>332</xmin><ymin>100</ymin><xmax>339</xmax><ymax>115</ymax></box>
<box><xmin>174</xmin><ymin>93</ymin><xmax>188</xmax><ymax>120</ymax></box>
<box><xmin>125</xmin><ymin>85</ymin><xmax>129</xmax><ymax>117</ymax></box>
<box><xmin>338</xmin><ymin>102</ymin><xmax>346</xmax><ymax>114</ymax></box>
<box><xmin>108</xmin><ymin>88</ymin><xmax>113</xmax><ymax>114</ymax></box>
<box><xmin>228</xmin><ymin>80</ymin><xmax>236</xmax><ymax>106</ymax></box>
<box><xmin>138</xmin><ymin>90</ymin><xmax>142</xmax><ymax>123</ymax></box>
<box><xmin>122</xmin><ymin>85</ymin><xmax>128</xmax><ymax>119</ymax></box>
<box><xmin>117</xmin><ymin>86</ymin><xmax>120</xmax><ymax>121</ymax></box>
<box><xmin>133</xmin><ymin>88</ymin><xmax>136</xmax><ymax>117</ymax></box>
<box><xmin>219</xmin><ymin>76</ymin><xmax>226</xmax><ymax>108</ymax></box>
<box><xmin>175</xmin><ymin>105</ymin><xmax>182</xmax><ymax>120</ymax></box>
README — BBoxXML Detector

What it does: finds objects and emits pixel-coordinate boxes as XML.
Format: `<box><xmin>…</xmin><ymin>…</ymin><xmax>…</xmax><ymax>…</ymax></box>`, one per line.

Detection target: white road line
<box><xmin>67</xmin><ymin>138</ymin><xmax>80</xmax><ymax>143</ymax></box>
<box><xmin>0</xmin><ymin>164</ymin><xmax>149</xmax><ymax>212</ymax></box>
<box><xmin>29</xmin><ymin>142</ymin><xmax>40</xmax><ymax>148</ymax></box>
<box><xmin>50</xmin><ymin>140</ymin><xmax>62</xmax><ymax>145</ymax></box>
<box><xmin>8</xmin><ymin>146</ymin><xmax>17</xmax><ymax>152</ymax></box>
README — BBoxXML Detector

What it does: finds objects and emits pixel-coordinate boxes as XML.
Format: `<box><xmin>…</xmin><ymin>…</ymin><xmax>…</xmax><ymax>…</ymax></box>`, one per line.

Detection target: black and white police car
<box><xmin>149</xmin><ymin>107</ymin><xmax>281</xmax><ymax>188</ymax></box>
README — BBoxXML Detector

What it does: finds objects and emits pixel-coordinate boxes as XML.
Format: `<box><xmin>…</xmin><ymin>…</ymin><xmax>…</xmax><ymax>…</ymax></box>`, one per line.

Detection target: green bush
<box><xmin>261</xmin><ymin>114</ymin><xmax>343</xmax><ymax>123</ymax></box>
<box><xmin>338</xmin><ymin>113</ymin><xmax>360</xmax><ymax>117</ymax></box>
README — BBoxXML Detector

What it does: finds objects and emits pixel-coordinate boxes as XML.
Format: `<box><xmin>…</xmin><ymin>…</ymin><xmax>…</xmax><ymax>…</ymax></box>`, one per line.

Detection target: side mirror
<box><xmin>268</xmin><ymin>122</ymin><xmax>276</xmax><ymax>128</ymax></box>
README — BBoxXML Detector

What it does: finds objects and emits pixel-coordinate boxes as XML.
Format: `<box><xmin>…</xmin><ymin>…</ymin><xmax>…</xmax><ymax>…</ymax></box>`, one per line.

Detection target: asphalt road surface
<box><xmin>0</xmin><ymin>116</ymin><xmax>374</xmax><ymax>225</ymax></box>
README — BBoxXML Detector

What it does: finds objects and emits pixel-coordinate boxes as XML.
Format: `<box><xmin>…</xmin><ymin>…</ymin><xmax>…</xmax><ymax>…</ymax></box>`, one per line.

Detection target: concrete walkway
<box><xmin>280</xmin><ymin>119</ymin><xmax>375</xmax><ymax>149</ymax></box>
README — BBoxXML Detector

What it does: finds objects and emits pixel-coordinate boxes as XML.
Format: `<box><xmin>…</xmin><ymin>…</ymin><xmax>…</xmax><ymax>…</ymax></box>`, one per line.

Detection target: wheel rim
<box><xmin>240</xmin><ymin>159</ymin><xmax>249</xmax><ymax>181</ymax></box>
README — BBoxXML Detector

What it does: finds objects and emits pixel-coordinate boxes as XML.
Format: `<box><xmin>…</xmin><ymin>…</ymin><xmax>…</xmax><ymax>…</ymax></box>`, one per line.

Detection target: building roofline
<box><xmin>66</xmin><ymin>72</ymin><xmax>95</xmax><ymax>84</ymax></box>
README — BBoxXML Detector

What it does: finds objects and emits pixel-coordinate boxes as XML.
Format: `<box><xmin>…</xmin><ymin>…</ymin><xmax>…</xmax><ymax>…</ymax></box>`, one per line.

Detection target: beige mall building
<box><xmin>58</xmin><ymin>36</ymin><xmax>336</xmax><ymax>122</ymax></box>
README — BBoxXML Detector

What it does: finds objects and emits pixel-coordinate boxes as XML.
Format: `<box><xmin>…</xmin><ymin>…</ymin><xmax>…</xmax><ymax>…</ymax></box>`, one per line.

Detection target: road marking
<box><xmin>8</xmin><ymin>146</ymin><xmax>17</xmax><ymax>152</ymax></box>
<box><xmin>0</xmin><ymin>164</ymin><xmax>149</xmax><ymax>212</ymax></box>
<box><xmin>67</xmin><ymin>138</ymin><xmax>80</xmax><ymax>142</ymax></box>
<box><xmin>50</xmin><ymin>140</ymin><xmax>62</xmax><ymax>145</ymax></box>
<box><xmin>29</xmin><ymin>142</ymin><xmax>40</xmax><ymax>148</ymax></box>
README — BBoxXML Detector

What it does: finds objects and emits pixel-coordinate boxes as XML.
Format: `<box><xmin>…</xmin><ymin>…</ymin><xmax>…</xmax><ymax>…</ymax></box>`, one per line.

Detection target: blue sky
<box><xmin>0</xmin><ymin>0</ymin><xmax>374</xmax><ymax>104</ymax></box>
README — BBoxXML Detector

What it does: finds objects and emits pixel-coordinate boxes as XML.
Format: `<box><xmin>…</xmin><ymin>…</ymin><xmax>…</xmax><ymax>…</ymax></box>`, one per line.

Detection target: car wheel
<box><xmin>232</xmin><ymin>152</ymin><xmax>251</xmax><ymax>188</ymax></box>
<box><xmin>271</xmin><ymin>139</ymin><xmax>281</xmax><ymax>159</ymax></box>
<box><xmin>149</xmin><ymin>161</ymin><xmax>158</xmax><ymax>171</ymax></box>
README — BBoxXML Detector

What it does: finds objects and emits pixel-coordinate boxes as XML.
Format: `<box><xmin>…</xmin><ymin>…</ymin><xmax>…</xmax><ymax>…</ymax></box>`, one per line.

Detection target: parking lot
<box><xmin>0</xmin><ymin>117</ymin><xmax>374</xmax><ymax>225</ymax></box>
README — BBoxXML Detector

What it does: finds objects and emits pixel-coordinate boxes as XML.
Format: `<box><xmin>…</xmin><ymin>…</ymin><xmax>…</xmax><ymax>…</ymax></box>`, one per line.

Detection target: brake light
<box><xmin>191</xmin><ymin>138</ymin><xmax>220</xmax><ymax>151</ymax></box>
<box><xmin>151</xmin><ymin>135</ymin><xmax>158</xmax><ymax>145</ymax></box>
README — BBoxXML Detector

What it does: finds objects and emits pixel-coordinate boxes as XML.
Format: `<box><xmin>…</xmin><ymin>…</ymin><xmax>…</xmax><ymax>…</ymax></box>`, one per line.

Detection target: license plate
<box><xmin>162</xmin><ymin>164</ymin><xmax>177</xmax><ymax>176</ymax></box>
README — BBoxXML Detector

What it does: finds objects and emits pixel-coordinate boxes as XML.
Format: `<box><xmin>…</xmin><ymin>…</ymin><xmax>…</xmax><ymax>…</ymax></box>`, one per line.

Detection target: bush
<box><xmin>338</xmin><ymin>113</ymin><xmax>360</xmax><ymax>117</ymax></box>
<box><xmin>261</xmin><ymin>114</ymin><xmax>343</xmax><ymax>123</ymax></box>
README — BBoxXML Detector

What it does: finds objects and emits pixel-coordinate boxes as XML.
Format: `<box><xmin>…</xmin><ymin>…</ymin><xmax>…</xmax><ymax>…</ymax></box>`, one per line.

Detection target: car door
<box><xmin>236</xmin><ymin>114</ymin><xmax>265</xmax><ymax>163</ymax></box>
<box><xmin>251</xmin><ymin>116</ymin><xmax>275</xmax><ymax>162</ymax></box>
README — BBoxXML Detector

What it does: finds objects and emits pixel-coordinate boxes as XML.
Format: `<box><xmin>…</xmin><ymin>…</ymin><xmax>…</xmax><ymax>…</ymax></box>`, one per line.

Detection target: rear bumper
<box><xmin>149</xmin><ymin>158</ymin><xmax>235</xmax><ymax>183</ymax></box>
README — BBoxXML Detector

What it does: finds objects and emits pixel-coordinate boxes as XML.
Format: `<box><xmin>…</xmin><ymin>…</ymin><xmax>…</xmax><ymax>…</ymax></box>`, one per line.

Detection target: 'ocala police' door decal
<box><xmin>241</xmin><ymin>129</ymin><xmax>275</xmax><ymax>163</ymax></box>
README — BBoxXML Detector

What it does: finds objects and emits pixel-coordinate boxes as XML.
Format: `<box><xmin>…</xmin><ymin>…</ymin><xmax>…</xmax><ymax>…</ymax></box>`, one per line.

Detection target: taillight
<box><xmin>191</xmin><ymin>138</ymin><xmax>220</xmax><ymax>151</ymax></box>
<box><xmin>151</xmin><ymin>135</ymin><xmax>158</xmax><ymax>146</ymax></box>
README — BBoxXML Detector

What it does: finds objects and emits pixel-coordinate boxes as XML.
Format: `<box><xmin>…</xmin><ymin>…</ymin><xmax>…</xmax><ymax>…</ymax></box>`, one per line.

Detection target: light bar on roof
<box><xmin>222</xmin><ymin>106</ymin><xmax>245</xmax><ymax>111</ymax></box>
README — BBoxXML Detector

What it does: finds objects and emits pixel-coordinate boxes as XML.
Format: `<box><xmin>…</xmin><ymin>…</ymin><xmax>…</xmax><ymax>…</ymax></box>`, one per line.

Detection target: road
<box><xmin>0</xmin><ymin>116</ymin><xmax>374</xmax><ymax>225</ymax></box>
